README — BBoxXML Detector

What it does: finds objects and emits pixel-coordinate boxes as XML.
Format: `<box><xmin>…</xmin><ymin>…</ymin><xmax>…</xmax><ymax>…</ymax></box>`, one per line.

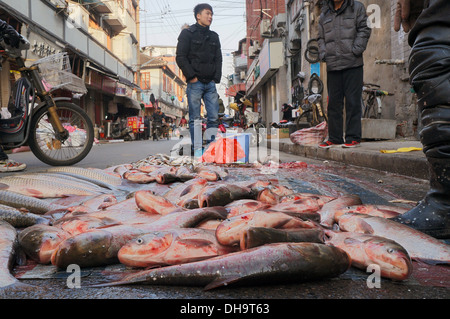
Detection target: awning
<box><xmin>124</xmin><ymin>98</ymin><xmax>142</xmax><ymax>110</ymax></box>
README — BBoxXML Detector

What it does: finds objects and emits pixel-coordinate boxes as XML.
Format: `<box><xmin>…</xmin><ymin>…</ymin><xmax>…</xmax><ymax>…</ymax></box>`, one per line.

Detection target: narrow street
<box><xmin>1</xmin><ymin>138</ymin><xmax>448</xmax><ymax>306</ymax></box>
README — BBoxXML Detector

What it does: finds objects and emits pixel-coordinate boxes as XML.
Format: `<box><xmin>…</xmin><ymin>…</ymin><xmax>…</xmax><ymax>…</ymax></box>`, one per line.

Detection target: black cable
<box><xmin>304</xmin><ymin>38</ymin><xmax>320</xmax><ymax>63</ymax></box>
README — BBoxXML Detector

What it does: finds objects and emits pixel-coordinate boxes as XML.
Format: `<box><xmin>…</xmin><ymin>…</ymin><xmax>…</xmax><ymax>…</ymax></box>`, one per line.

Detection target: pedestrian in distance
<box><xmin>317</xmin><ymin>0</ymin><xmax>371</xmax><ymax>149</ymax></box>
<box><xmin>176</xmin><ymin>3</ymin><xmax>222</xmax><ymax>157</ymax></box>
<box><xmin>389</xmin><ymin>0</ymin><xmax>450</xmax><ymax>239</ymax></box>
<box><xmin>0</xmin><ymin>19</ymin><xmax>27</xmax><ymax>172</ymax></box>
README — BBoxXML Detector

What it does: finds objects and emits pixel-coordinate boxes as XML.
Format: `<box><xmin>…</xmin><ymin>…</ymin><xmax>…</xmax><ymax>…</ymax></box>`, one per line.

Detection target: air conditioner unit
<box><xmin>260</xmin><ymin>19</ymin><xmax>272</xmax><ymax>38</ymax></box>
<box><xmin>248</xmin><ymin>46</ymin><xmax>256</xmax><ymax>59</ymax></box>
<box><xmin>253</xmin><ymin>40</ymin><xmax>261</xmax><ymax>53</ymax></box>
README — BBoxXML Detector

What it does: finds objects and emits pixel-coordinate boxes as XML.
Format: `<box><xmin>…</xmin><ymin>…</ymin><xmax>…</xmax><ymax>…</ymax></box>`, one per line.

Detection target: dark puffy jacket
<box><xmin>176</xmin><ymin>23</ymin><xmax>222</xmax><ymax>84</ymax></box>
<box><xmin>318</xmin><ymin>0</ymin><xmax>371</xmax><ymax>72</ymax></box>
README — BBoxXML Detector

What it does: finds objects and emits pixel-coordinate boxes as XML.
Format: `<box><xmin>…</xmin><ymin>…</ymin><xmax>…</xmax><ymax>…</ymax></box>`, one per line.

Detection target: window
<box><xmin>141</xmin><ymin>72</ymin><xmax>151</xmax><ymax>90</ymax></box>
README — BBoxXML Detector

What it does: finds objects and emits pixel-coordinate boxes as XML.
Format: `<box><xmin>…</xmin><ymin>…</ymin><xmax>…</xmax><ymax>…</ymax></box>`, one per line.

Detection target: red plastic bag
<box><xmin>200</xmin><ymin>137</ymin><xmax>246</xmax><ymax>164</ymax></box>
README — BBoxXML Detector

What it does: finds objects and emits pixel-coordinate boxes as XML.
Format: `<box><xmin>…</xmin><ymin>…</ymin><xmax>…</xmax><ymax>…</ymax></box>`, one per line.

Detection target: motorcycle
<box><xmin>223</xmin><ymin>98</ymin><xmax>266</xmax><ymax>146</ymax></box>
<box><xmin>0</xmin><ymin>34</ymin><xmax>94</xmax><ymax>166</ymax></box>
<box><xmin>111</xmin><ymin>119</ymin><xmax>132</xmax><ymax>141</ymax></box>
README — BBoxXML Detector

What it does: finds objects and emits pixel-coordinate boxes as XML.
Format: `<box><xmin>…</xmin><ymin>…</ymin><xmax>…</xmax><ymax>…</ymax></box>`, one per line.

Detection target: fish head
<box><xmin>363</xmin><ymin>236</ymin><xmax>413</xmax><ymax>281</ymax></box>
<box><xmin>118</xmin><ymin>232</ymin><xmax>174</xmax><ymax>268</ymax></box>
<box><xmin>338</xmin><ymin>213</ymin><xmax>374</xmax><ymax>234</ymax></box>
<box><xmin>18</xmin><ymin>225</ymin><xmax>70</xmax><ymax>264</ymax></box>
<box><xmin>51</xmin><ymin>230</ymin><xmax>115</xmax><ymax>268</ymax></box>
<box><xmin>215</xmin><ymin>212</ymin><xmax>257</xmax><ymax>246</ymax></box>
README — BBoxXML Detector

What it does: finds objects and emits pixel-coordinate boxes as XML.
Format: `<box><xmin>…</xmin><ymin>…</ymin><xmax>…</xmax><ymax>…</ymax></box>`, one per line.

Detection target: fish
<box><xmin>177</xmin><ymin>180</ymin><xmax>209</xmax><ymax>207</ymax></box>
<box><xmin>333</xmin><ymin>205</ymin><xmax>408</xmax><ymax>220</ymax></box>
<box><xmin>18</xmin><ymin>224</ymin><xmax>71</xmax><ymax>264</ymax></box>
<box><xmin>46</xmin><ymin>167</ymin><xmax>122</xmax><ymax>188</ymax></box>
<box><xmin>198</xmin><ymin>184</ymin><xmax>256</xmax><ymax>207</ymax></box>
<box><xmin>15</xmin><ymin>173</ymin><xmax>108</xmax><ymax>194</ymax></box>
<box><xmin>135</xmin><ymin>190</ymin><xmax>180</xmax><ymax>215</ymax></box>
<box><xmin>123</xmin><ymin>171</ymin><xmax>157</xmax><ymax>184</ymax></box>
<box><xmin>317</xmin><ymin>195</ymin><xmax>363</xmax><ymax>228</ymax></box>
<box><xmin>257</xmin><ymin>188</ymin><xmax>279</xmax><ymax>205</ymax></box>
<box><xmin>89</xmin><ymin>243</ymin><xmax>351</xmax><ymax>290</ymax></box>
<box><xmin>225</xmin><ymin>199</ymin><xmax>271</xmax><ymax>218</ymax></box>
<box><xmin>163</xmin><ymin>178</ymin><xmax>208</xmax><ymax>204</ymax></box>
<box><xmin>0</xmin><ymin>221</ymin><xmax>34</xmax><ymax>292</ymax></box>
<box><xmin>267</xmin><ymin>198</ymin><xmax>322</xmax><ymax>222</ymax></box>
<box><xmin>0</xmin><ymin>204</ymin><xmax>51</xmax><ymax>228</ymax></box>
<box><xmin>53</xmin><ymin>215</ymin><xmax>122</xmax><ymax>236</ymax></box>
<box><xmin>279</xmin><ymin>193</ymin><xmax>336</xmax><ymax>206</ymax></box>
<box><xmin>338</xmin><ymin>213</ymin><xmax>450</xmax><ymax>265</ymax></box>
<box><xmin>324</xmin><ymin>230</ymin><xmax>413</xmax><ymax>281</ymax></box>
<box><xmin>241</xmin><ymin>227</ymin><xmax>325</xmax><ymax>250</ymax></box>
<box><xmin>0</xmin><ymin>190</ymin><xmax>64</xmax><ymax>214</ymax></box>
<box><xmin>215</xmin><ymin>210</ymin><xmax>319</xmax><ymax>246</ymax></box>
<box><xmin>51</xmin><ymin>207</ymin><xmax>228</xmax><ymax>268</ymax></box>
<box><xmin>118</xmin><ymin>228</ymin><xmax>237</xmax><ymax>268</ymax></box>
<box><xmin>0</xmin><ymin>178</ymin><xmax>96</xmax><ymax>198</ymax></box>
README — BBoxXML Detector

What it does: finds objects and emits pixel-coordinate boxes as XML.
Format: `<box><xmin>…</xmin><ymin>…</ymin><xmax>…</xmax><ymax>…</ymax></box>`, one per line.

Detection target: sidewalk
<box><xmin>269</xmin><ymin>138</ymin><xmax>428</xmax><ymax>180</ymax></box>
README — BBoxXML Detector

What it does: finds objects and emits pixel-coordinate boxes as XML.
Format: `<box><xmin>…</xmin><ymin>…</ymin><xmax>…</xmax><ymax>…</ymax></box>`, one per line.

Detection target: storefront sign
<box><xmin>127</xmin><ymin>116</ymin><xmax>143</xmax><ymax>133</ymax></box>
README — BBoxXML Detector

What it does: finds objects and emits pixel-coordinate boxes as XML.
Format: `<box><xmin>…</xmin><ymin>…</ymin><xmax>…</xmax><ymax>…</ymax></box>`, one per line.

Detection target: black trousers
<box><xmin>326</xmin><ymin>66</ymin><xmax>363</xmax><ymax>144</ymax></box>
<box><xmin>409</xmin><ymin>0</ymin><xmax>450</xmax><ymax>160</ymax></box>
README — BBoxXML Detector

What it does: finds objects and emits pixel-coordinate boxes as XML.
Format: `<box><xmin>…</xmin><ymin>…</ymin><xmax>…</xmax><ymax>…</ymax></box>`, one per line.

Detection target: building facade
<box><xmin>140</xmin><ymin>46</ymin><xmax>187</xmax><ymax>124</ymax></box>
<box><xmin>0</xmin><ymin>0</ymin><xmax>142</xmax><ymax>130</ymax></box>
<box><xmin>229</xmin><ymin>0</ymin><xmax>419</xmax><ymax>138</ymax></box>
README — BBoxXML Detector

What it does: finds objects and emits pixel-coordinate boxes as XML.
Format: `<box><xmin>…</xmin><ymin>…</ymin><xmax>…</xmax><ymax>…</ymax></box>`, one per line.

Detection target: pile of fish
<box><xmin>0</xmin><ymin>155</ymin><xmax>449</xmax><ymax>292</ymax></box>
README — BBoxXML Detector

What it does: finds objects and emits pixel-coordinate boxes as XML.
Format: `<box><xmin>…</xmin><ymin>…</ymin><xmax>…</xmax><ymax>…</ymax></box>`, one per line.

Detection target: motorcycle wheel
<box><xmin>28</xmin><ymin>101</ymin><xmax>94</xmax><ymax>166</ymax></box>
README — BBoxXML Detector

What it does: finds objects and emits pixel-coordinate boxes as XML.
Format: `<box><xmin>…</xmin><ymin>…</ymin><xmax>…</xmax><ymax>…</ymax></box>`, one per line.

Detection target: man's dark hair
<box><xmin>194</xmin><ymin>3</ymin><xmax>213</xmax><ymax>20</ymax></box>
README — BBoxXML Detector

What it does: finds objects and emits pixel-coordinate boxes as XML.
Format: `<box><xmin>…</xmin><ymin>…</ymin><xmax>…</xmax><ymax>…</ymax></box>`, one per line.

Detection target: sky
<box><xmin>139</xmin><ymin>0</ymin><xmax>247</xmax><ymax>97</ymax></box>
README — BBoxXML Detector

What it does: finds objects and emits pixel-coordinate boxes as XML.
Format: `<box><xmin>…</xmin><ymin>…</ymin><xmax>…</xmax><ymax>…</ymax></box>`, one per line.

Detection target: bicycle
<box><xmin>294</xmin><ymin>92</ymin><xmax>328</xmax><ymax>130</ymax></box>
<box><xmin>361</xmin><ymin>83</ymin><xmax>394</xmax><ymax>119</ymax></box>
<box><xmin>0</xmin><ymin>34</ymin><xmax>94</xmax><ymax>166</ymax></box>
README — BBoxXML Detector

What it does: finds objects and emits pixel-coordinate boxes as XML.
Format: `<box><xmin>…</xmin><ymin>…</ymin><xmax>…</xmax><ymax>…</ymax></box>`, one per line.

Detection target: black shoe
<box><xmin>389</xmin><ymin>197</ymin><xmax>450</xmax><ymax>239</ymax></box>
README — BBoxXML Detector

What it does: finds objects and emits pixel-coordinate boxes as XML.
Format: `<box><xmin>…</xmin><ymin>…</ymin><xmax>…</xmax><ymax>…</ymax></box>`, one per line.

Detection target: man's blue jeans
<box><xmin>186</xmin><ymin>80</ymin><xmax>219</xmax><ymax>151</ymax></box>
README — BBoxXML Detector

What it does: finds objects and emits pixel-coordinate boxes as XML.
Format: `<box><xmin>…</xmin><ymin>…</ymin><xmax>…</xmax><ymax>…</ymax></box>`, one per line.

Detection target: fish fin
<box><xmin>356</xmin><ymin>219</ymin><xmax>374</xmax><ymax>234</ymax></box>
<box><xmin>343</xmin><ymin>237</ymin><xmax>363</xmax><ymax>245</ymax></box>
<box><xmin>0</xmin><ymin>182</ymin><xmax>8</xmax><ymax>190</ymax></box>
<box><xmin>414</xmin><ymin>258</ymin><xmax>450</xmax><ymax>266</ymax></box>
<box><xmin>177</xmin><ymin>239</ymin><xmax>216</xmax><ymax>248</ymax></box>
<box><xmin>96</xmin><ymin>223</ymin><xmax>123</xmax><ymax>229</ymax></box>
<box><xmin>204</xmin><ymin>275</ymin><xmax>242</xmax><ymax>291</ymax></box>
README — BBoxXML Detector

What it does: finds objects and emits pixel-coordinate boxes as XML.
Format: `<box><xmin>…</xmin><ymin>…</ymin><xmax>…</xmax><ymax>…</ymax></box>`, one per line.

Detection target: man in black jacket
<box><xmin>389</xmin><ymin>0</ymin><xmax>450</xmax><ymax>239</ymax></box>
<box><xmin>0</xmin><ymin>19</ymin><xmax>26</xmax><ymax>172</ymax></box>
<box><xmin>176</xmin><ymin>3</ymin><xmax>222</xmax><ymax>156</ymax></box>
<box><xmin>317</xmin><ymin>0</ymin><xmax>371</xmax><ymax>149</ymax></box>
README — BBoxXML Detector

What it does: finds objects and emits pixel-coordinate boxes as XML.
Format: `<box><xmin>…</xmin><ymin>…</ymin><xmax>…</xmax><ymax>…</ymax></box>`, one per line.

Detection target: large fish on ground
<box><xmin>325</xmin><ymin>230</ymin><xmax>413</xmax><ymax>281</ymax></box>
<box><xmin>135</xmin><ymin>190</ymin><xmax>180</xmax><ymax>215</ymax></box>
<box><xmin>0</xmin><ymin>190</ymin><xmax>64</xmax><ymax>214</ymax></box>
<box><xmin>279</xmin><ymin>193</ymin><xmax>336</xmax><ymax>206</ymax></box>
<box><xmin>241</xmin><ymin>227</ymin><xmax>325</xmax><ymax>250</ymax></box>
<box><xmin>46</xmin><ymin>166</ymin><xmax>122</xmax><ymax>188</ymax></box>
<box><xmin>0</xmin><ymin>178</ymin><xmax>96</xmax><ymax>198</ymax></box>
<box><xmin>89</xmin><ymin>243</ymin><xmax>351</xmax><ymax>290</ymax></box>
<box><xmin>318</xmin><ymin>195</ymin><xmax>363</xmax><ymax>228</ymax></box>
<box><xmin>338</xmin><ymin>213</ymin><xmax>450</xmax><ymax>265</ymax></box>
<box><xmin>118</xmin><ymin>228</ymin><xmax>237</xmax><ymax>268</ymax></box>
<box><xmin>0</xmin><ymin>221</ymin><xmax>34</xmax><ymax>292</ymax></box>
<box><xmin>225</xmin><ymin>199</ymin><xmax>271</xmax><ymax>218</ymax></box>
<box><xmin>267</xmin><ymin>198</ymin><xmax>322</xmax><ymax>222</ymax></box>
<box><xmin>333</xmin><ymin>205</ymin><xmax>408</xmax><ymax>220</ymax></box>
<box><xmin>18</xmin><ymin>224</ymin><xmax>71</xmax><ymax>264</ymax></box>
<box><xmin>51</xmin><ymin>207</ymin><xmax>228</xmax><ymax>268</ymax></box>
<box><xmin>0</xmin><ymin>204</ymin><xmax>51</xmax><ymax>228</ymax></box>
<box><xmin>198</xmin><ymin>184</ymin><xmax>256</xmax><ymax>208</ymax></box>
<box><xmin>215</xmin><ymin>210</ymin><xmax>319</xmax><ymax>246</ymax></box>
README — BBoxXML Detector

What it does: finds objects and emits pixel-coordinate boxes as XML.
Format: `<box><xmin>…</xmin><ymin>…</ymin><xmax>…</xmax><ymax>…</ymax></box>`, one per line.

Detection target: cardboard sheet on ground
<box><xmin>200</xmin><ymin>137</ymin><xmax>246</xmax><ymax>164</ymax></box>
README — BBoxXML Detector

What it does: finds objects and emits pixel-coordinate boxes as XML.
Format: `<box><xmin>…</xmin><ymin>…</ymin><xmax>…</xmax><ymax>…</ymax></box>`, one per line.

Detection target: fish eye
<box><xmin>136</xmin><ymin>238</ymin><xmax>144</xmax><ymax>245</ymax></box>
<box><xmin>387</xmin><ymin>248</ymin><xmax>394</xmax><ymax>254</ymax></box>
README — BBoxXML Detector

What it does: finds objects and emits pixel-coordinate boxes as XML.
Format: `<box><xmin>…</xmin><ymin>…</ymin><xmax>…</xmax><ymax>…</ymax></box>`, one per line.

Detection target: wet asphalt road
<box><xmin>1</xmin><ymin>137</ymin><xmax>449</xmax><ymax>309</ymax></box>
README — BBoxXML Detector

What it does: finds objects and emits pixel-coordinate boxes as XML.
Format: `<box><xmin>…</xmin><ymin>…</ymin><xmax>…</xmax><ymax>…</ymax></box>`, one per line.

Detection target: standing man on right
<box><xmin>317</xmin><ymin>0</ymin><xmax>371</xmax><ymax>149</ymax></box>
<box><xmin>390</xmin><ymin>0</ymin><xmax>450</xmax><ymax>239</ymax></box>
